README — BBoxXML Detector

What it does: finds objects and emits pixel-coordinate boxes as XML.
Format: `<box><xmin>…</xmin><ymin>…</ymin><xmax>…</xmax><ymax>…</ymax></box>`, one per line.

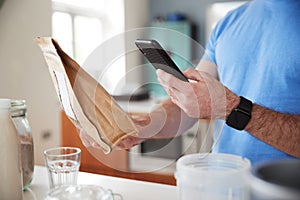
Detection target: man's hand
<box><xmin>156</xmin><ymin>68</ymin><xmax>232</xmax><ymax>119</ymax></box>
<box><xmin>116</xmin><ymin>113</ymin><xmax>152</xmax><ymax>149</ymax></box>
<box><xmin>79</xmin><ymin>113</ymin><xmax>153</xmax><ymax>150</ymax></box>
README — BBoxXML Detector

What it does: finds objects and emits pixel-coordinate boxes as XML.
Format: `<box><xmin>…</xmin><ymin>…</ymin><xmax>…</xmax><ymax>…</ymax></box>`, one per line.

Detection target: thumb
<box><xmin>79</xmin><ymin>129</ymin><xmax>93</xmax><ymax>147</ymax></box>
<box><xmin>183</xmin><ymin>68</ymin><xmax>202</xmax><ymax>81</ymax></box>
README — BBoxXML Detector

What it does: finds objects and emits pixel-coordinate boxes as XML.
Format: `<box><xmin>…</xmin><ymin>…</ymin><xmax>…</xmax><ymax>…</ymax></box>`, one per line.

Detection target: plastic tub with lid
<box><xmin>175</xmin><ymin>153</ymin><xmax>251</xmax><ymax>200</ymax></box>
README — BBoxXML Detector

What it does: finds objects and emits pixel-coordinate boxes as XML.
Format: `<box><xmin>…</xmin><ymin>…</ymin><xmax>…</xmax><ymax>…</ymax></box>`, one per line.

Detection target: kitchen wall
<box><xmin>0</xmin><ymin>0</ymin><xmax>60</xmax><ymax>165</ymax></box>
<box><xmin>0</xmin><ymin>0</ymin><xmax>150</xmax><ymax>165</ymax></box>
<box><xmin>149</xmin><ymin>0</ymin><xmax>247</xmax><ymax>60</ymax></box>
<box><xmin>124</xmin><ymin>0</ymin><xmax>149</xmax><ymax>86</ymax></box>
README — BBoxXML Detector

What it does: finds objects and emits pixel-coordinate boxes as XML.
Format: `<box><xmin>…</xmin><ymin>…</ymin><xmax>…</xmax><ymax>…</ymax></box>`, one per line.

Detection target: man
<box><xmin>119</xmin><ymin>0</ymin><xmax>300</xmax><ymax>164</ymax></box>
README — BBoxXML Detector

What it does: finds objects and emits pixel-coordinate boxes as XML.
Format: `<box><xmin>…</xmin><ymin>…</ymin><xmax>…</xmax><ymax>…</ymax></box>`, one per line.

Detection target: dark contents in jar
<box><xmin>20</xmin><ymin>135</ymin><xmax>34</xmax><ymax>189</ymax></box>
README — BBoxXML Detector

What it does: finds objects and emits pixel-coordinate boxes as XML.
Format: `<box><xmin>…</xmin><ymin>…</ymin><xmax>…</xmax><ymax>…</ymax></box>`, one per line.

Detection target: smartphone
<box><xmin>135</xmin><ymin>39</ymin><xmax>189</xmax><ymax>82</ymax></box>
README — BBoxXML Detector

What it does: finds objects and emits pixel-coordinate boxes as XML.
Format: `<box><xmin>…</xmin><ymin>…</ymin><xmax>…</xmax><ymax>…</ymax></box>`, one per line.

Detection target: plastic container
<box><xmin>10</xmin><ymin>99</ymin><xmax>34</xmax><ymax>190</ymax></box>
<box><xmin>0</xmin><ymin>98</ymin><xmax>23</xmax><ymax>200</ymax></box>
<box><xmin>249</xmin><ymin>159</ymin><xmax>300</xmax><ymax>200</ymax></box>
<box><xmin>175</xmin><ymin>153</ymin><xmax>251</xmax><ymax>200</ymax></box>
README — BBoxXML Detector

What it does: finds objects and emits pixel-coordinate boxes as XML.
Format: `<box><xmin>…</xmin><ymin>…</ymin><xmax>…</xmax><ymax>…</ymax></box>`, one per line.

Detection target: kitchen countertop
<box><xmin>23</xmin><ymin>166</ymin><xmax>178</xmax><ymax>200</ymax></box>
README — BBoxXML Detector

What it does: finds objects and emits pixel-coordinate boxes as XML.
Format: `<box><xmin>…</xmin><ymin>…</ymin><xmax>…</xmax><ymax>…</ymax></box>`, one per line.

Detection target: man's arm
<box><xmin>226</xmin><ymin>91</ymin><xmax>300</xmax><ymax>158</ymax></box>
<box><xmin>131</xmin><ymin>99</ymin><xmax>198</xmax><ymax>139</ymax></box>
<box><xmin>116</xmin><ymin>100</ymin><xmax>197</xmax><ymax>149</ymax></box>
<box><xmin>248</xmin><ymin>104</ymin><xmax>300</xmax><ymax>157</ymax></box>
<box><xmin>201</xmin><ymin>61</ymin><xmax>300</xmax><ymax>158</ymax></box>
<box><xmin>157</xmin><ymin>60</ymin><xmax>300</xmax><ymax>158</ymax></box>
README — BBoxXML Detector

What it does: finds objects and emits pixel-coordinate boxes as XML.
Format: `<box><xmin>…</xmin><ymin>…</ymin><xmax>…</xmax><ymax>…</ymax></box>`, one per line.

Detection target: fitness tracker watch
<box><xmin>226</xmin><ymin>96</ymin><xmax>253</xmax><ymax>130</ymax></box>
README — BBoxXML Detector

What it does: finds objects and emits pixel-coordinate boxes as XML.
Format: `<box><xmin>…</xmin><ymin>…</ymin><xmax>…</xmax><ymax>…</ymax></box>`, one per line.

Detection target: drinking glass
<box><xmin>44</xmin><ymin>147</ymin><xmax>81</xmax><ymax>189</ymax></box>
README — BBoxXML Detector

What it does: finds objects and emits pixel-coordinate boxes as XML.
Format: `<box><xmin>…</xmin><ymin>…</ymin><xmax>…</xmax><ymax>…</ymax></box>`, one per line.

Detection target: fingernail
<box><xmin>156</xmin><ymin>69</ymin><xmax>163</xmax><ymax>76</ymax></box>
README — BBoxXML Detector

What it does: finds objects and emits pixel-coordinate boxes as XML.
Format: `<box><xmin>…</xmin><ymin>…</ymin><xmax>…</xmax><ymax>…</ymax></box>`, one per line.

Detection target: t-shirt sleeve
<box><xmin>202</xmin><ymin>31</ymin><xmax>217</xmax><ymax>64</ymax></box>
<box><xmin>202</xmin><ymin>7</ymin><xmax>244</xmax><ymax>65</ymax></box>
<box><xmin>202</xmin><ymin>16</ymin><xmax>228</xmax><ymax>65</ymax></box>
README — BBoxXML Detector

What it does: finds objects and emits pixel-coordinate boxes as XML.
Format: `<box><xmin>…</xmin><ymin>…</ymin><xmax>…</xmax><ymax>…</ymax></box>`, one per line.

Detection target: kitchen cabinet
<box><xmin>145</xmin><ymin>20</ymin><xmax>192</xmax><ymax>99</ymax></box>
<box><xmin>61</xmin><ymin>112</ymin><xmax>176</xmax><ymax>185</ymax></box>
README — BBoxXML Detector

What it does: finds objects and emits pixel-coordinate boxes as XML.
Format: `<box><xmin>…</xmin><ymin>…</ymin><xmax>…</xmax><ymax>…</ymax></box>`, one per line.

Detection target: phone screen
<box><xmin>135</xmin><ymin>39</ymin><xmax>189</xmax><ymax>82</ymax></box>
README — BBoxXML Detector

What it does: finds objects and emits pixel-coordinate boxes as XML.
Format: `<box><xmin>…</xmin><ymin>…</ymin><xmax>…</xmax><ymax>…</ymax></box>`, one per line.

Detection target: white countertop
<box><xmin>23</xmin><ymin>166</ymin><xmax>177</xmax><ymax>200</ymax></box>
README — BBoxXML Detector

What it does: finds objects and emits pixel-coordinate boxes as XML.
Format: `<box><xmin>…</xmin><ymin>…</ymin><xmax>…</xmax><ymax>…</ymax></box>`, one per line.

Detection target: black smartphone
<box><xmin>135</xmin><ymin>39</ymin><xmax>189</xmax><ymax>82</ymax></box>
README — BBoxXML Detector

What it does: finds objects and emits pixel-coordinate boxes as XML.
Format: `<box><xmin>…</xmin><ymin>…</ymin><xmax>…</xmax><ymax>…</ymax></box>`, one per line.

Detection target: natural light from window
<box><xmin>52</xmin><ymin>0</ymin><xmax>125</xmax><ymax>93</ymax></box>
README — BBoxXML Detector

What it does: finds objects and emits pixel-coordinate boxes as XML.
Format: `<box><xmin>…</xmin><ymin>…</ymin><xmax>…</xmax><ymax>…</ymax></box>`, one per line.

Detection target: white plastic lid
<box><xmin>0</xmin><ymin>99</ymin><xmax>11</xmax><ymax>109</ymax></box>
<box><xmin>176</xmin><ymin>153</ymin><xmax>251</xmax><ymax>173</ymax></box>
<box><xmin>175</xmin><ymin>153</ymin><xmax>251</xmax><ymax>187</ymax></box>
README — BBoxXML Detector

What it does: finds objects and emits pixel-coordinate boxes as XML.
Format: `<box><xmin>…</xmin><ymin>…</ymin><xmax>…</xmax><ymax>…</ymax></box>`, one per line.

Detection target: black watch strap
<box><xmin>238</xmin><ymin>96</ymin><xmax>252</xmax><ymax>114</ymax></box>
<box><xmin>226</xmin><ymin>96</ymin><xmax>253</xmax><ymax>130</ymax></box>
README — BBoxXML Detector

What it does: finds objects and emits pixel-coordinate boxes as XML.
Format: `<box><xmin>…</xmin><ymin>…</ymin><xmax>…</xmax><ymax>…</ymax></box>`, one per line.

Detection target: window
<box><xmin>52</xmin><ymin>0</ymin><xmax>125</xmax><ymax>93</ymax></box>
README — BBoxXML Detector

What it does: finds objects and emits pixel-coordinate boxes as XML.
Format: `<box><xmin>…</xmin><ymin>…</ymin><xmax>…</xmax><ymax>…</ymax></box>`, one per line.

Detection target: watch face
<box><xmin>226</xmin><ymin>109</ymin><xmax>251</xmax><ymax>131</ymax></box>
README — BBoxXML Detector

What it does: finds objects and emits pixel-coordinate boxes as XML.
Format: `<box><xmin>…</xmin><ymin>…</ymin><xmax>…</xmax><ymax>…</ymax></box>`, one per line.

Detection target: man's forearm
<box><xmin>151</xmin><ymin>99</ymin><xmax>198</xmax><ymax>139</ymax></box>
<box><xmin>226</xmin><ymin>89</ymin><xmax>300</xmax><ymax>158</ymax></box>
<box><xmin>246</xmin><ymin>104</ymin><xmax>300</xmax><ymax>158</ymax></box>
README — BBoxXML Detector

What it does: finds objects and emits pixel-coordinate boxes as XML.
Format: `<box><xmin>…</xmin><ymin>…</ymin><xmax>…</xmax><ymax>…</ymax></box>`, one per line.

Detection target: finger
<box><xmin>167</xmin><ymin>87</ymin><xmax>180</xmax><ymax>104</ymax></box>
<box><xmin>156</xmin><ymin>69</ymin><xmax>191</xmax><ymax>92</ymax></box>
<box><xmin>116</xmin><ymin>136</ymin><xmax>143</xmax><ymax>150</ymax></box>
<box><xmin>156</xmin><ymin>69</ymin><xmax>173</xmax><ymax>85</ymax></box>
<box><xmin>158</xmin><ymin>74</ymin><xmax>195</xmax><ymax>108</ymax></box>
<box><xmin>79</xmin><ymin>130</ymin><xmax>92</xmax><ymax>147</ymax></box>
<box><xmin>79</xmin><ymin>130</ymin><xmax>104</xmax><ymax>150</ymax></box>
<box><xmin>183</xmin><ymin>68</ymin><xmax>202</xmax><ymax>81</ymax></box>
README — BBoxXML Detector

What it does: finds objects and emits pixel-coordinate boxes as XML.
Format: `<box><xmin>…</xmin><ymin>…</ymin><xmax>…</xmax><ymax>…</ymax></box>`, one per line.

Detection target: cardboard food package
<box><xmin>35</xmin><ymin>37</ymin><xmax>138</xmax><ymax>154</ymax></box>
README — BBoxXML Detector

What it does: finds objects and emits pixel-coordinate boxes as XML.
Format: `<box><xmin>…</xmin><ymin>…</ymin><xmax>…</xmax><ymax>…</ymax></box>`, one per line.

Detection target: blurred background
<box><xmin>0</xmin><ymin>0</ymin><xmax>246</xmax><ymax>184</ymax></box>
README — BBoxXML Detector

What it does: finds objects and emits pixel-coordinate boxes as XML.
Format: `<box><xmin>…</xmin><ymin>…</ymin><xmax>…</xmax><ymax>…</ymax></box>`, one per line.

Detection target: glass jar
<box><xmin>0</xmin><ymin>98</ymin><xmax>23</xmax><ymax>199</ymax></box>
<box><xmin>10</xmin><ymin>99</ymin><xmax>34</xmax><ymax>190</ymax></box>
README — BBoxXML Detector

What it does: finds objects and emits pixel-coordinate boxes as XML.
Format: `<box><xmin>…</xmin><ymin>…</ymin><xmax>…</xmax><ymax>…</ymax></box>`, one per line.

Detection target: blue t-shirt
<box><xmin>203</xmin><ymin>0</ymin><xmax>300</xmax><ymax>164</ymax></box>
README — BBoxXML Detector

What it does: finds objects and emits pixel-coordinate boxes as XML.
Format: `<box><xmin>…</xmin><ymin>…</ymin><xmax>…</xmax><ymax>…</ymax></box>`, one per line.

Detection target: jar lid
<box><xmin>11</xmin><ymin>99</ymin><xmax>26</xmax><ymax>107</ymax></box>
<box><xmin>10</xmin><ymin>99</ymin><xmax>26</xmax><ymax>112</ymax></box>
<box><xmin>175</xmin><ymin>153</ymin><xmax>251</xmax><ymax>181</ymax></box>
